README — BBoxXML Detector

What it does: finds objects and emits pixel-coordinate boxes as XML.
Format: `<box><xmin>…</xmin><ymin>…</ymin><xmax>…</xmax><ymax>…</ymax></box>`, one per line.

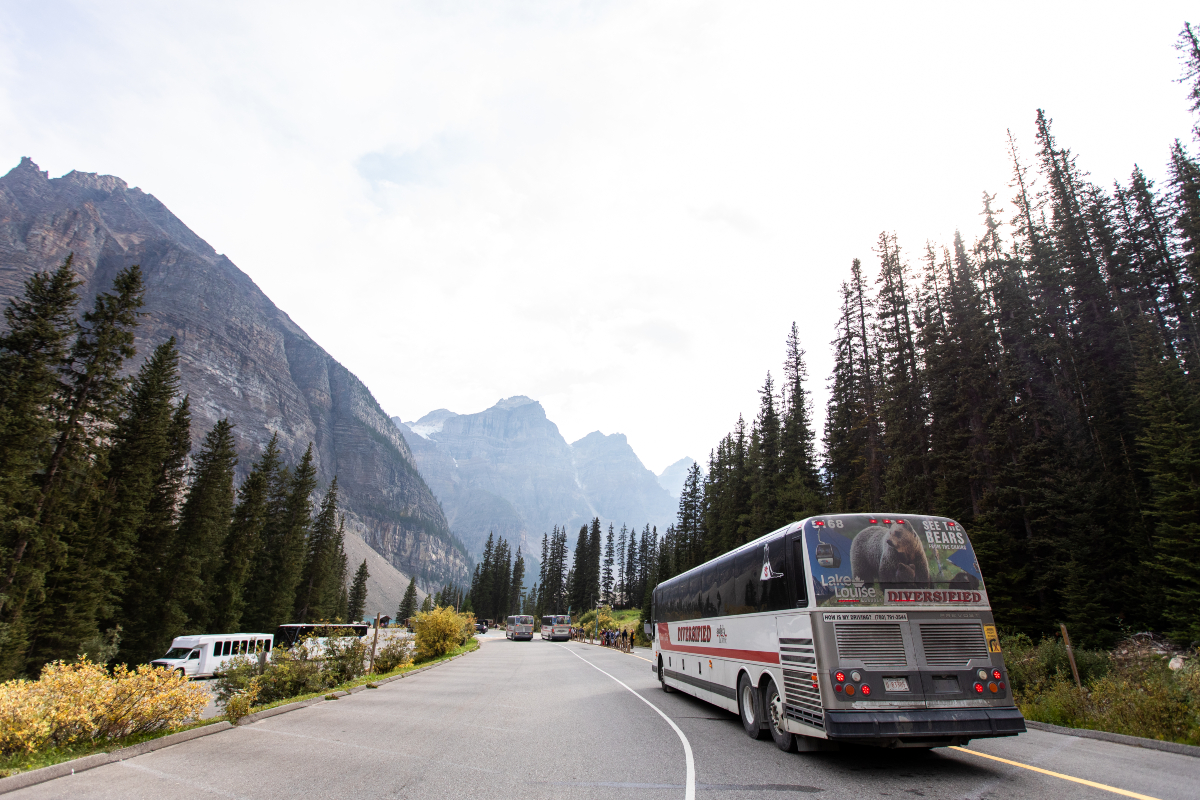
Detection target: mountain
<box><xmin>0</xmin><ymin>158</ymin><xmax>468</xmax><ymax>606</ymax></box>
<box><xmin>657</xmin><ymin>457</ymin><xmax>697</xmax><ymax>499</ymax></box>
<box><xmin>393</xmin><ymin>396</ymin><xmax>678</xmax><ymax>561</ymax></box>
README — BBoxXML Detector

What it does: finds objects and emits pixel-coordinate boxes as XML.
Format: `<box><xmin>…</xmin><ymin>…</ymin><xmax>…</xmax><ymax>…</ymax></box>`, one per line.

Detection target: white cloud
<box><xmin>0</xmin><ymin>1</ymin><xmax>1195</xmax><ymax>473</ymax></box>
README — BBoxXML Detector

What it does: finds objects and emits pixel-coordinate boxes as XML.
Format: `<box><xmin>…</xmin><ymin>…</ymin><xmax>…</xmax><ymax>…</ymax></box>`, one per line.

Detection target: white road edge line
<box><xmin>555</xmin><ymin>644</ymin><xmax>695</xmax><ymax>800</ymax></box>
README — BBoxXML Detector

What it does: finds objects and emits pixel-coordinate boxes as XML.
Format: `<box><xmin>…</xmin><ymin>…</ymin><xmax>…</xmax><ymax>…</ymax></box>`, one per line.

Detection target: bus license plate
<box><xmin>884</xmin><ymin>678</ymin><xmax>910</xmax><ymax>692</ymax></box>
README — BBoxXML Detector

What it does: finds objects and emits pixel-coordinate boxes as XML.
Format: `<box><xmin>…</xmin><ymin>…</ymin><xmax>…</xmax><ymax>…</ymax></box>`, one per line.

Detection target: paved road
<box><xmin>12</xmin><ymin>632</ymin><xmax>1197</xmax><ymax>799</ymax></box>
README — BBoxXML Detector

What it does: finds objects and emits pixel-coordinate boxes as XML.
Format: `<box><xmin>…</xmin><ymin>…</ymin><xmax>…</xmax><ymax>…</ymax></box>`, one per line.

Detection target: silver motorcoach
<box><xmin>649</xmin><ymin>514</ymin><xmax>1025</xmax><ymax>750</ymax></box>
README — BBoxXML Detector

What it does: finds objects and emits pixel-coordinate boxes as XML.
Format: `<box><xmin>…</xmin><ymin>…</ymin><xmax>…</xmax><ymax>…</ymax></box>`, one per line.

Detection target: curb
<box><xmin>0</xmin><ymin>648</ymin><xmax>476</xmax><ymax>794</ymax></box>
<box><xmin>0</xmin><ymin>722</ymin><xmax>232</xmax><ymax>795</ymax></box>
<box><xmin>1025</xmin><ymin>720</ymin><xmax>1200</xmax><ymax>758</ymax></box>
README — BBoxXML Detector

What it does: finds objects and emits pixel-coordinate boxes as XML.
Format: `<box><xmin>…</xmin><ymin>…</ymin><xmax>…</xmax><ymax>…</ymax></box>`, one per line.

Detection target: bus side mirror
<box><xmin>644</xmin><ymin>623</ymin><xmax>654</xmax><ymax>640</ymax></box>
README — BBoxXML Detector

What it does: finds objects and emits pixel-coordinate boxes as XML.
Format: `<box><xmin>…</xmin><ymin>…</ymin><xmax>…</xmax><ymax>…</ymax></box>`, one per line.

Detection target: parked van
<box><xmin>150</xmin><ymin>633</ymin><xmax>273</xmax><ymax>678</ymax></box>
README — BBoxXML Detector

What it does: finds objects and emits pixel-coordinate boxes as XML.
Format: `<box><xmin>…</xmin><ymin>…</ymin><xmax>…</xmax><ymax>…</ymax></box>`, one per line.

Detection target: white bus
<box><xmin>506</xmin><ymin>615</ymin><xmax>535</xmax><ymax>640</ymax></box>
<box><xmin>150</xmin><ymin>633</ymin><xmax>273</xmax><ymax>678</ymax></box>
<box><xmin>649</xmin><ymin>514</ymin><xmax>1025</xmax><ymax>751</ymax></box>
<box><xmin>540</xmin><ymin>615</ymin><xmax>571</xmax><ymax>641</ymax></box>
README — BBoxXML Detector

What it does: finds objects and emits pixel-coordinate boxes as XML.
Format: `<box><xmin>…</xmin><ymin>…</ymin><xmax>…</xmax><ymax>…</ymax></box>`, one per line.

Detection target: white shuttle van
<box><xmin>150</xmin><ymin>633</ymin><xmax>273</xmax><ymax>678</ymax></box>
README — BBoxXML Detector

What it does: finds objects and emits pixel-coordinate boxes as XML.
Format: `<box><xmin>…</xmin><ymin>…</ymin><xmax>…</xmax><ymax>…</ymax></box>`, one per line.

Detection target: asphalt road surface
<box><xmin>11</xmin><ymin>631</ymin><xmax>1197</xmax><ymax>799</ymax></box>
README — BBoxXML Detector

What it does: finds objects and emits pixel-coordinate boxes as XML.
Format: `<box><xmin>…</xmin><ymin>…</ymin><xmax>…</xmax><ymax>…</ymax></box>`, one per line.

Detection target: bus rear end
<box><xmin>801</xmin><ymin>514</ymin><xmax>1024</xmax><ymax>748</ymax></box>
<box><xmin>541</xmin><ymin>615</ymin><xmax>570</xmax><ymax>641</ymax></box>
<box><xmin>507</xmin><ymin>615</ymin><xmax>535</xmax><ymax>641</ymax></box>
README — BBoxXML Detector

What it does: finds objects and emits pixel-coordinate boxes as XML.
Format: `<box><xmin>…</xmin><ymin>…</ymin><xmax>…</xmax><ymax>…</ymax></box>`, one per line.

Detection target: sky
<box><xmin>1</xmin><ymin>2</ymin><xmax>1196</xmax><ymax>474</ymax></box>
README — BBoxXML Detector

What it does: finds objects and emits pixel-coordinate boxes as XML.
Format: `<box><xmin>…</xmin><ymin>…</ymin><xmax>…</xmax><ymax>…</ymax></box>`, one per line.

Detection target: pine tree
<box><xmin>115</xmin><ymin>396</ymin><xmax>191</xmax><ymax>664</ymax></box>
<box><xmin>295</xmin><ymin>478</ymin><xmax>341</xmax><ymax>622</ymax></box>
<box><xmin>601</xmin><ymin>524</ymin><xmax>615</xmax><ymax>605</ymax></box>
<box><xmin>420</xmin><ymin>594</ymin><xmax>433</xmax><ymax>613</ymax></box>
<box><xmin>163</xmin><ymin>419</ymin><xmax>237</xmax><ymax>636</ymax></box>
<box><xmin>254</xmin><ymin>444</ymin><xmax>317</xmax><ymax>629</ymax></box>
<box><xmin>347</xmin><ymin>560</ymin><xmax>369</xmax><ymax>622</ymax></box>
<box><xmin>508</xmin><ymin>546</ymin><xmax>525</xmax><ymax>616</ymax></box>
<box><xmin>398</xmin><ymin>577</ymin><xmax>418</xmax><ymax>622</ymax></box>
<box><xmin>0</xmin><ymin>259</ymin><xmax>80</xmax><ymax>640</ymax></box>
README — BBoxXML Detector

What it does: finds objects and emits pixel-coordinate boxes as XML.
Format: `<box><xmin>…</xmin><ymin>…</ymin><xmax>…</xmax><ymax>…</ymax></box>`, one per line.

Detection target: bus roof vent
<box><xmin>834</xmin><ymin>623</ymin><xmax>907</xmax><ymax>668</ymax></box>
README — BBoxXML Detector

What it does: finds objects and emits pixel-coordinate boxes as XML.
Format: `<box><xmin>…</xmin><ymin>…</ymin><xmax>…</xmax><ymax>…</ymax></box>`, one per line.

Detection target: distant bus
<box><xmin>649</xmin><ymin>514</ymin><xmax>1025</xmax><ymax>751</ymax></box>
<box><xmin>541</xmin><ymin>615</ymin><xmax>571</xmax><ymax>641</ymax></box>
<box><xmin>274</xmin><ymin>623</ymin><xmax>371</xmax><ymax>648</ymax></box>
<box><xmin>150</xmin><ymin>633</ymin><xmax>272</xmax><ymax>678</ymax></box>
<box><xmin>506</xmin><ymin>615</ymin><xmax>535</xmax><ymax>640</ymax></box>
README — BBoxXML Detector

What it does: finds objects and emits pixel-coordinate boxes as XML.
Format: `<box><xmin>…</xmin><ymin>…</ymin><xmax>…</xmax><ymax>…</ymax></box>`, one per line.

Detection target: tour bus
<box><xmin>506</xmin><ymin>615</ymin><xmax>535</xmax><ymax>640</ymax></box>
<box><xmin>150</xmin><ymin>633</ymin><xmax>273</xmax><ymax>678</ymax></box>
<box><xmin>274</xmin><ymin>622</ymin><xmax>371</xmax><ymax>648</ymax></box>
<box><xmin>540</xmin><ymin>615</ymin><xmax>571</xmax><ymax>641</ymax></box>
<box><xmin>648</xmin><ymin>514</ymin><xmax>1025</xmax><ymax>751</ymax></box>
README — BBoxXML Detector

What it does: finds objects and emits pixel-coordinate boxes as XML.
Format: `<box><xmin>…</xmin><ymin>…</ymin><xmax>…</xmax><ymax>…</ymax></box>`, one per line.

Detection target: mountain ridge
<box><xmin>0</xmin><ymin>158</ymin><xmax>469</xmax><ymax>607</ymax></box>
<box><xmin>392</xmin><ymin>396</ymin><xmax>679</xmax><ymax>561</ymax></box>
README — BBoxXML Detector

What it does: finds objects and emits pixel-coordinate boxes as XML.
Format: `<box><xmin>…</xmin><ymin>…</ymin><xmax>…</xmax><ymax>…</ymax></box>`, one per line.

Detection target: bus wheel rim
<box><xmin>770</xmin><ymin>690</ymin><xmax>785</xmax><ymax>733</ymax></box>
<box><xmin>742</xmin><ymin>685</ymin><xmax>756</xmax><ymax>725</ymax></box>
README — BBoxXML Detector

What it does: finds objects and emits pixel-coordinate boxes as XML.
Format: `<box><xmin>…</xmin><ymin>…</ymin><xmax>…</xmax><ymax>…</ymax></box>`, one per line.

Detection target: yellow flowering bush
<box><xmin>413</xmin><ymin>606</ymin><xmax>471</xmax><ymax>660</ymax></box>
<box><xmin>0</xmin><ymin>659</ymin><xmax>209</xmax><ymax>755</ymax></box>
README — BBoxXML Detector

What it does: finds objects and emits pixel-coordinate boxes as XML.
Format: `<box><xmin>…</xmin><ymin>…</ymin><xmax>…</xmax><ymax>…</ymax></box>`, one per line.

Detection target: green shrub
<box><xmin>373</xmin><ymin>637</ymin><xmax>413</xmax><ymax>673</ymax></box>
<box><xmin>1008</xmin><ymin>639</ymin><xmax>1200</xmax><ymax>746</ymax></box>
<box><xmin>1002</xmin><ymin>633</ymin><xmax>1110</xmax><ymax>697</ymax></box>
<box><xmin>320</xmin><ymin>635</ymin><xmax>368</xmax><ymax>685</ymax></box>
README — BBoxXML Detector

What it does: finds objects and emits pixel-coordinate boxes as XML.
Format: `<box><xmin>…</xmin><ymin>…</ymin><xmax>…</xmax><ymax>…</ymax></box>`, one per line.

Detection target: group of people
<box><xmin>599</xmin><ymin>627</ymin><xmax>631</xmax><ymax>652</ymax></box>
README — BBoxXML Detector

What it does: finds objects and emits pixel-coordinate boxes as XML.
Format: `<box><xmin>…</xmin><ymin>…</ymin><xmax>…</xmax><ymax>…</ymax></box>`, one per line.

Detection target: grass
<box><xmin>0</xmin><ymin>637</ymin><xmax>480</xmax><ymax>779</ymax></box>
<box><xmin>1004</xmin><ymin>634</ymin><xmax>1200</xmax><ymax>746</ymax></box>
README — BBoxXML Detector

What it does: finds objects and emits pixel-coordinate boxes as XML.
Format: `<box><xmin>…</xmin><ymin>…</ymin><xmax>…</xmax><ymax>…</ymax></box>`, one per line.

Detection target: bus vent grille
<box><xmin>834</xmin><ymin>623</ymin><xmax>907</xmax><ymax>668</ymax></box>
<box><xmin>919</xmin><ymin>623</ymin><xmax>989</xmax><ymax>667</ymax></box>
<box><xmin>782</xmin><ymin>668</ymin><xmax>824</xmax><ymax>728</ymax></box>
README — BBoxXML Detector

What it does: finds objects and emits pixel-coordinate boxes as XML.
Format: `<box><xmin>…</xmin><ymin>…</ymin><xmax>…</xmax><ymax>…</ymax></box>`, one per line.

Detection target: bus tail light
<box><xmin>845</xmin><ymin>684</ymin><xmax>855</xmax><ymax>696</ymax></box>
<box><xmin>834</xmin><ymin>683</ymin><xmax>843</xmax><ymax>693</ymax></box>
<box><xmin>993</xmin><ymin>669</ymin><xmax>1002</xmax><ymax>680</ymax></box>
<box><xmin>988</xmin><ymin>682</ymin><xmax>998</xmax><ymax>693</ymax></box>
<box><xmin>860</xmin><ymin>684</ymin><xmax>871</xmax><ymax>696</ymax></box>
<box><xmin>974</xmin><ymin>683</ymin><xmax>984</xmax><ymax>693</ymax></box>
<box><xmin>835</xmin><ymin>671</ymin><xmax>846</xmax><ymax>682</ymax></box>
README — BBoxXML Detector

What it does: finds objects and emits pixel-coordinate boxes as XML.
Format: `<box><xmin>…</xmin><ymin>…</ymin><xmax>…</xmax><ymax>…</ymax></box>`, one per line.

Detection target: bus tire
<box><xmin>658</xmin><ymin>656</ymin><xmax>674</xmax><ymax>693</ymax></box>
<box><xmin>738</xmin><ymin>673</ymin><xmax>765</xmax><ymax>740</ymax></box>
<box><xmin>764</xmin><ymin>678</ymin><xmax>795</xmax><ymax>752</ymax></box>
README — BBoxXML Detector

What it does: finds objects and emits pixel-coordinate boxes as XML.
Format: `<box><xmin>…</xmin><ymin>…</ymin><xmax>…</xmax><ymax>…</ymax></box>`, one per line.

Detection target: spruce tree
<box><xmin>116</xmin><ymin>397</ymin><xmax>191</xmax><ymax>664</ymax></box>
<box><xmin>295</xmin><ymin>478</ymin><xmax>340</xmax><ymax>622</ymax></box>
<box><xmin>398</xmin><ymin>577</ymin><xmax>418</xmax><ymax>622</ymax></box>
<box><xmin>601</xmin><ymin>524</ymin><xmax>615</xmax><ymax>605</ymax></box>
<box><xmin>0</xmin><ymin>259</ymin><xmax>80</xmax><ymax>636</ymax></box>
<box><xmin>508</xmin><ymin>546</ymin><xmax>525</xmax><ymax>616</ymax></box>
<box><xmin>163</xmin><ymin>419</ymin><xmax>237</xmax><ymax>636</ymax></box>
<box><xmin>347</xmin><ymin>560</ymin><xmax>369</xmax><ymax>622</ymax></box>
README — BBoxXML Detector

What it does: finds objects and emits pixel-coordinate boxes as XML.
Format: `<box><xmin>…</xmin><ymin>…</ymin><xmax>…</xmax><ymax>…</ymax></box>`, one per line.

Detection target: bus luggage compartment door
<box><xmin>776</xmin><ymin>614</ymin><xmax>825</xmax><ymax>731</ymax></box>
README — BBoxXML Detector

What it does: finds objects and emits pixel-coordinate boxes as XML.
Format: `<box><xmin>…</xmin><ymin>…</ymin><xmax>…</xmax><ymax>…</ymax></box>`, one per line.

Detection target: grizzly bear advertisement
<box><xmin>806</xmin><ymin>514</ymin><xmax>986</xmax><ymax>607</ymax></box>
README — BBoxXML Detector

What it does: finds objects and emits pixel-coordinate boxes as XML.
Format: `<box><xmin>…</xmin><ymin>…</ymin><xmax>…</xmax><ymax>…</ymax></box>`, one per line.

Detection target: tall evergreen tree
<box><xmin>398</xmin><ymin>576</ymin><xmax>418</xmax><ymax>622</ymax></box>
<box><xmin>295</xmin><ymin>478</ymin><xmax>341</xmax><ymax>622</ymax></box>
<box><xmin>163</xmin><ymin>419</ymin><xmax>237</xmax><ymax>639</ymax></box>
<box><xmin>347</xmin><ymin>560</ymin><xmax>369</xmax><ymax>622</ymax></box>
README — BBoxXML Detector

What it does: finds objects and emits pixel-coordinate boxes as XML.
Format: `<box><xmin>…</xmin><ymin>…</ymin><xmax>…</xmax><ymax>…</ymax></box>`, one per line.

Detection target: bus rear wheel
<box><xmin>764</xmin><ymin>678</ymin><xmax>795</xmax><ymax>752</ymax></box>
<box><xmin>738</xmin><ymin>673</ymin><xmax>765</xmax><ymax>740</ymax></box>
<box><xmin>658</xmin><ymin>657</ymin><xmax>674</xmax><ymax>693</ymax></box>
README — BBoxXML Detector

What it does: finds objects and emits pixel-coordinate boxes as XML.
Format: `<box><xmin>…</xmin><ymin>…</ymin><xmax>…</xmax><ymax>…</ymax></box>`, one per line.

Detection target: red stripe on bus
<box><xmin>658</xmin><ymin>640</ymin><xmax>780</xmax><ymax>664</ymax></box>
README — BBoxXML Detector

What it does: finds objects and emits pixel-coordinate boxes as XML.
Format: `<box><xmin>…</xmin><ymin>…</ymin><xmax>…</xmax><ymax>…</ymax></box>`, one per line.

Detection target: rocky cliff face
<box><xmin>0</xmin><ymin>158</ymin><xmax>469</xmax><ymax>593</ymax></box>
<box><xmin>395</xmin><ymin>396</ymin><xmax>677</xmax><ymax>561</ymax></box>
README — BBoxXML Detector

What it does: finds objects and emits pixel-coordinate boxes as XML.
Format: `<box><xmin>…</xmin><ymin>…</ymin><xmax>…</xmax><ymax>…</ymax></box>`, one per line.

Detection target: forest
<box><xmin>648</xmin><ymin>25</ymin><xmax>1200</xmax><ymax>648</ymax></box>
<box><xmin>0</xmin><ymin>260</ymin><xmax>371</xmax><ymax>679</ymax></box>
<box><xmin>485</xmin><ymin>25</ymin><xmax>1200</xmax><ymax>649</ymax></box>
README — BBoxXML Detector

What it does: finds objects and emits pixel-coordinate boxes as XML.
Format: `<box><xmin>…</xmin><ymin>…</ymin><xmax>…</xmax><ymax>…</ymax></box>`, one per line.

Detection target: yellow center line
<box><xmin>949</xmin><ymin>746</ymin><xmax>1163</xmax><ymax>800</ymax></box>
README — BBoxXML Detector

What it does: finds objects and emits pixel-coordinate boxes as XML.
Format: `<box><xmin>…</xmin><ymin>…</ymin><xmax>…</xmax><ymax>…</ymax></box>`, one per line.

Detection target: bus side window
<box><xmin>732</xmin><ymin>547</ymin><xmax>759</xmax><ymax>614</ymax></box>
<box><xmin>792</xmin><ymin>538</ymin><xmax>808</xmax><ymax>607</ymax></box>
<box><xmin>264</xmin><ymin>640</ymin><xmax>271</xmax><ymax>652</ymax></box>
